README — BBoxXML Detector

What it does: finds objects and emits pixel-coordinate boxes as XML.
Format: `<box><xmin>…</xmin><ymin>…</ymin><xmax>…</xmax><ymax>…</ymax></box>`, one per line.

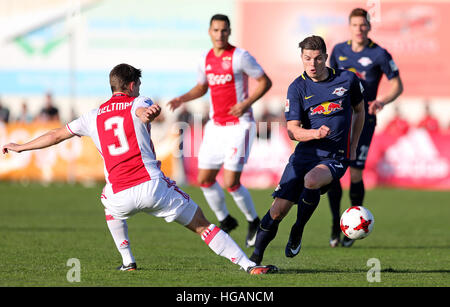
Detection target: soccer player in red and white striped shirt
<box><xmin>2</xmin><ymin>63</ymin><xmax>277</xmax><ymax>274</ymax></box>
<box><xmin>168</xmin><ymin>14</ymin><xmax>272</xmax><ymax>247</ymax></box>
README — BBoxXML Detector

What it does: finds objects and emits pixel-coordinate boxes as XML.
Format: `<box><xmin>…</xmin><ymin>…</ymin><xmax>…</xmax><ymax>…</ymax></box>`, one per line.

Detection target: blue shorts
<box><xmin>272</xmin><ymin>154</ymin><xmax>349</xmax><ymax>204</ymax></box>
<box><xmin>350</xmin><ymin>117</ymin><xmax>376</xmax><ymax>170</ymax></box>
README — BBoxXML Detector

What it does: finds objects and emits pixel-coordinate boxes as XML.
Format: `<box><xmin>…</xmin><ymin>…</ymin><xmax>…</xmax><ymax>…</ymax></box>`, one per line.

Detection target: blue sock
<box><xmin>350</xmin><ymin>180</ymin><xmax>365</xmax><ymax>206</ymax></box>
<box><xmin>252</xmin><ymin>209</ymin><xmax>280</xmax><ymax>257</ymax></box>
<box><xmin>327</xmin><ymin>180</ymin><xmax>342</xmax><ymax>226</ymax></box>
<box><xmin>290</xmin><ymin>188</ymin><xmax>321</xmax><ymax>240</ymax></box>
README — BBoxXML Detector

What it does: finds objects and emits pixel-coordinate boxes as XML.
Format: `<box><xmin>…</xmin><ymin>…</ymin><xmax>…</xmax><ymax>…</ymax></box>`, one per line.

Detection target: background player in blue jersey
<box><xmin>249</xmin><ymin>35</ymin><xmax>365</xmax><ymax>265</ymax></box>
<box><xmin>327</xmin><ymin>8</ymin><xmax>403</xmax><ymax>248</ymax></box>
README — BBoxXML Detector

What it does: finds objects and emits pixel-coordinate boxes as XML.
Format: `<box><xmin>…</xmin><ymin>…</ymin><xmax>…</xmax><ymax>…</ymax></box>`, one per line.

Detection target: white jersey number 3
<box><xmin>104</xmin><ymin>116</ymin><xmax>129</xmax><ymax>156</ymax></box>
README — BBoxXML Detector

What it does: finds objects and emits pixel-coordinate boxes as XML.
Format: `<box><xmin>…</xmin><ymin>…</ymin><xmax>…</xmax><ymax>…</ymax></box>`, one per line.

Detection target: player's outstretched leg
<box><xmin>187</xmin><ymin>206</ymin><xmax>278</xmax><ymax>274</ymax></box>
<box><xmin>286</xmin><ymin>187</ymin><xmax>320</xmax><ymax>258</ymax></box>
<box><xmin>105</xmin><ymin>212</ymin><xmax>136</xmax><ymax>271</ymax></box>
<box><xmin>327</xmin><ymin>180</ymin><xmax>343</xmax><ymax>247</ymax></box>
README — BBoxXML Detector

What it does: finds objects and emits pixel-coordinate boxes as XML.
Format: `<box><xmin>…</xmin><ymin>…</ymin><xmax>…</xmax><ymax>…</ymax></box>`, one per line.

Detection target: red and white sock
<box><xmin>201</xmin><ymin>224</ymin><xmax>256</xmax><ymax>271</ymax></box>
<box><xmin>200</xmin><ymin>181</ymin><xmax>229</xmax><ymax>222</ymax></box>
<box><xmin>106</xmin><ymin>214</ymin><xmax>135</xmax><ymax>265</ymax></box>
<box><xmin>228</xmin><ymin>184</ymin><xmax>258</xmax><ymax>222</ymax></box>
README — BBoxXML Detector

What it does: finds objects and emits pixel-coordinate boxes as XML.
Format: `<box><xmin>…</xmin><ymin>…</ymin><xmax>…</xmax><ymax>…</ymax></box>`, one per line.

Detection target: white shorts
<box><xmin>198</xmin><ymin>119</ymin><xmax>256</xmax><ymax>172</ymax></box>
<box><xmin>101</xmin><ymin>177</ymin><xmax>198</xmax><ymax>226</ymax></box>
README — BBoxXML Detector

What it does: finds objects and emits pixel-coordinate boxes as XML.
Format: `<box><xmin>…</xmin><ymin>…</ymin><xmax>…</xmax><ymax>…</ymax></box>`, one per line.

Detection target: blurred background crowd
<box><xmin>1</xmin><ymin>0</ymin><xmax>449</xmax><ymax>190</ymax></box>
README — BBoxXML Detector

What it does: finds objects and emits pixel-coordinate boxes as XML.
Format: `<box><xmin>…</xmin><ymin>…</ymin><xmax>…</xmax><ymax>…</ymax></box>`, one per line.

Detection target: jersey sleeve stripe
<box><xmin>66</xmin><ymin>123</ymin><xmax>81</xmax><ymax>137</ymax></box>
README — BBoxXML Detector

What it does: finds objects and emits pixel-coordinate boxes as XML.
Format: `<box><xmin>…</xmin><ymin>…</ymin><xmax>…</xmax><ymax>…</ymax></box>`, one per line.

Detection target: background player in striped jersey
<box><xmin>168</xmin><ymin>14</ymin><xmax>272</xmax><ymax>248</ymax></box>
<box><xmin>327</xmin><ymin>8</ymin><xmax>403</xmax><ymax>247</ymax></box>
<box><xmin>2</xmin><ymin>63</ymin><xmax>277</xmax><ymax>275</ymax></box>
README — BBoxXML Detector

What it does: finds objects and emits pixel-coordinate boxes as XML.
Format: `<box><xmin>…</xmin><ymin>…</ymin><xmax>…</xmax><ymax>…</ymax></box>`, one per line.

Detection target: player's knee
<box><xmin>197</xmin><ymin>176</ymin><xmax>215</xmax><ymax>187</ymax></box>
<box><xmin>304</xmin><ymin>173</ymin><xmax>322</xmax><ymax>189</ymax></box>
<box><xmin>223</xmin><ymin>180</ymin><xmax>240</xmax><ymax>191</ymax></box>
<box><xmin>223</xmin><ymin>171</ymin><xmax>241</xmax><ymax>190</ymax></box>
<box><xmin>270</xmin><ymin>198</ymin><xmax>293</xmax><ymax>220</ymax></box>
<box><xmin>269</xmin><ymin>209</ymin><xmax>284</xmax><ymax>221</ymax></box>
<box><xmin>197</xmin><ymin>170</ymin><xmax>219</xmax><ymax>187</ymax></box>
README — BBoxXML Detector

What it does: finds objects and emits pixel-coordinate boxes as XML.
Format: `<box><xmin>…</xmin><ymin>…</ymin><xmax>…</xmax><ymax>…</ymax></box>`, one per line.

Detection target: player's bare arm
<box><xmin>368</xmin><ymin>76</ymin><xmax>403</xmax><ymax>115</ymax></box>
<box><xmin>2</xmin><ymin>127</ymin><xmax>74</xmax><ymax>154</ymax></box>
<box><xmin>228</xmin><ymin>73</ymin><xmax>272</xmax><ymax>117</ymax></box>
<box><xmin>350</xmin><ymin>99</ymin><xmax>365</xmax><ymax>160</ymax></box>
<box><xmin>135</xmin><ymin>104</ymin><xmax>161</xmax><ymax>124</ymax></box>
<box><xmin>286</xmin><ymin>120</ymin><xmax>330</xmax><ymax>142</ymax></box>
<box><xmin>167</xmin><ymin>83</ymin><xmax>209</xmax><ymax>111</ymax></box>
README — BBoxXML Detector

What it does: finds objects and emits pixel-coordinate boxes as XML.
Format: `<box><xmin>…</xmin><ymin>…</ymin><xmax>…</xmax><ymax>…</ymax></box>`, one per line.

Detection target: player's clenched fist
<box><xmin>228</xmin><ymin>102</ymin><xmax>250</xmax><ymax>118</ymax></box>
<box><xmin>136</xmin><ymin>104</ymin><xmax>161</xmax><ymax>124</ymax></box>
<box><xmin>314</xmin><ymin>125</ymin><xmax>330</xmax><ymax>139</ymax></box>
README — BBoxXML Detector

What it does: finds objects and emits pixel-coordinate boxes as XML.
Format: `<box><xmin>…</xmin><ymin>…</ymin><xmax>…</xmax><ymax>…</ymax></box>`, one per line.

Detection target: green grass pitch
<box><xmin>0</xmin><ymin>181</ymin><xmax>449</xmax><ymax>287</ymax></box>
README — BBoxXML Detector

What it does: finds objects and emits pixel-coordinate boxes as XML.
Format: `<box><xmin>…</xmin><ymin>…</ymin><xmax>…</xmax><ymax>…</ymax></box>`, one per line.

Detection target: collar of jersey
<box><xmin>346</xmin><ymin>38</ymin><xmax>375</xmax><ymax>49</ymax></box>
<box><xmin>112</xmin><ymin>92</ymin><xmax>128</xmax><ymax>97</ymax></box>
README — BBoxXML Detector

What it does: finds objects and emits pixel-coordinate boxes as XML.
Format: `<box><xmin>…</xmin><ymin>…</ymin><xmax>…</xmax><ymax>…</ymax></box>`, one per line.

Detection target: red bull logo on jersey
<box><xmin>207</xmin><ymin>73</ymin><xmax>233</xmax><ymax>86</ymax></box>
<box><xmin>310</xmin><ymin>100</ymin><xmax>343</xmax><ymax>115</ymax></box>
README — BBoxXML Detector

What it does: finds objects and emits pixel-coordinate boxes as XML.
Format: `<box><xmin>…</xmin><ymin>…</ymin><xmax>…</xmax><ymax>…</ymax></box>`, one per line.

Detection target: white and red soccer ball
<box><xmin>340</xmin><ymin>206</ymin><xmax>374</xmax><ymax>240</ymax></box>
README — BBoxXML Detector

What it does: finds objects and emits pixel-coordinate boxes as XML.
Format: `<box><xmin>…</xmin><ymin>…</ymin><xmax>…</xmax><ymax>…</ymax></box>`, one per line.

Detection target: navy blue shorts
<box><xmin>272</xmin><ymin>154</ymin><xmax>349</xmax><ymax>204</ymax></box>
<box><xmin>350</xmin><ymin>117</ymin><xmax>376</xmax><ymax>170</ymax></box>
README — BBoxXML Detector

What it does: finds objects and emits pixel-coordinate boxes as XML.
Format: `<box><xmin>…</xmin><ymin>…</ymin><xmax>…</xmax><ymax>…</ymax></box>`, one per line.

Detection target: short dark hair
<box><xmin>349</xmin><ymin>8</ymin><xmax>371</xmax><ymax>27</ymax></box>
<box><xmin>109</xmin><ymin>63</ymin><xmax>142</xmax><ymax>93</ymax></box>
<box><xmin>210</xmin><ymin>14</ymin><xmax>230</xmax><ymax>28</ymax></box>
<box><xmin>299</xmin><ymin>35</ymin><xmax>327</xmax><ymax>54</ymax></box>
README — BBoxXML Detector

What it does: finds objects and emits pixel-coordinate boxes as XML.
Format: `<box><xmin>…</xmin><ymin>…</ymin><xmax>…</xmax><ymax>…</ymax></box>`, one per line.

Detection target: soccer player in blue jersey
<box><xmin>249</xmin><ymin>35</ymin><xmax>365</xmax><ymax>265</ymax></box>
<box><xmin>327</xmin><ymin>8</ymin><xmax>403</xmax><ymax>248</ymax></box>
